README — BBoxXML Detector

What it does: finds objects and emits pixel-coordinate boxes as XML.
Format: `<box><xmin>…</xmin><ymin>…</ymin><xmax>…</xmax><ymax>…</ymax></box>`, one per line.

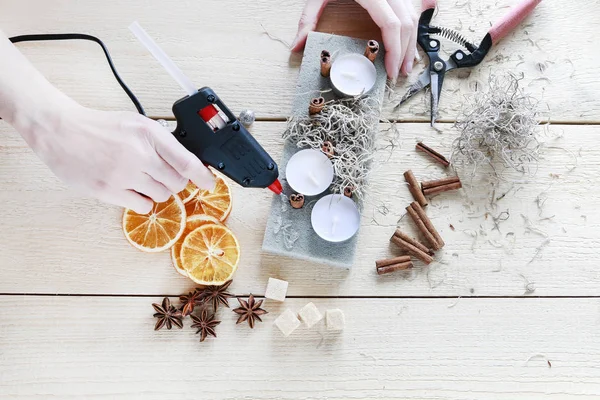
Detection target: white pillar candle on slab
<box><xmin>330</xmin><ymin>53</ymin><xmax>377</xmax><ymax>97</ymax></box>
<box><xmin>285</xmin><ymin>149</ymin><xmax>334</xmax><ymax>196</ymax></box>
<box><xmin>311</xmin><ymin>194</ymin><xmax>360</xmax><ymax>242</ymax></box>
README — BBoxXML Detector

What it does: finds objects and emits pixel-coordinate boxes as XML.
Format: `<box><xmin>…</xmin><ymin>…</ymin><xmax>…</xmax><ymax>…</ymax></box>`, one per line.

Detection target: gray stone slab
<box><xmin>262</xmin><ymin>32</ymin><xmax>386</xmax><ymax>268</ymax></box>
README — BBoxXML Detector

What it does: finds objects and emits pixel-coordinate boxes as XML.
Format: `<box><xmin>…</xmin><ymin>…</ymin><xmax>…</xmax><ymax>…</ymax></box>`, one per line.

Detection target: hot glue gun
<box><xmin>129</xmin><ymin>22</ymin><xmax>282</xmax><ymax>195</ymax></box>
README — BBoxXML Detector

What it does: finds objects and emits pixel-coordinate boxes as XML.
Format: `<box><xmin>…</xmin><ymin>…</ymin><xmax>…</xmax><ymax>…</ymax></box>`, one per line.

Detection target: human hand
<box><xmin>15</xmin><ymin>99</ymin><xmax>215</xmax><ymax>214</ymax></box>
<box><xmin>291</xmin><ymin>0</ymin><xmax>419</xmax><ymax>82</ymax></box>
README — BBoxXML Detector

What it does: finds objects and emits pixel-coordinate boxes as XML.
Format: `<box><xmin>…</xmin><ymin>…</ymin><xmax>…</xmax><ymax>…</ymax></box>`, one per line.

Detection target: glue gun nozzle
<box><xmin>268</xmin><ymin>179</ymin><xmax>283</xmax><ymax>195</ymax></box>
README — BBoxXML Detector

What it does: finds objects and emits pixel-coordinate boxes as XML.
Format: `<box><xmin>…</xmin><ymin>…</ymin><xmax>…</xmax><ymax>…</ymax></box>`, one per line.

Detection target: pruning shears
<box><xmin>397</xmin><ymin>0</ymin><xmax>542</xmax><ymax>125</ymax></box>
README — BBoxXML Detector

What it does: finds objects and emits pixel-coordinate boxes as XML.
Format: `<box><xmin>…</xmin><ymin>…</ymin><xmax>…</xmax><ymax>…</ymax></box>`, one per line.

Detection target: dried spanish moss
<box><xmin>520</xmin><ymin>274</ymin><xmax>537</xmax><ymax>294</ymax></box>
<box><xmin>451</xmin><ymin>73</ymin><xmax>542</xmax><ymax>177</ymax></box>
<box><xmin>283</xmin><ymin>95</ymin><xmax>381</xmax><ymax>201</ymax></box>
<box><xmin>259</xmin><ymin>23</ymin><xmax>290</xmax><ymax>48</ymax></box>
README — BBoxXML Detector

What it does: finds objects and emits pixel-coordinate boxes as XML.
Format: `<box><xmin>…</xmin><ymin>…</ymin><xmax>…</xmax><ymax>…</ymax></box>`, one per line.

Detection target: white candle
<box><xmin>330</xmin><ymin>53</ymin><xmax>377</xmax><ymax>97</ymax></box>
<box><xmin>311</xmin><ymin>194</ymin><xmax>360</xmax><ymax>242</ymax></box>
<box><xmin>285</xmin><ymin>149</ymin><xmax>334</xmax><ymax>196</ymax></box>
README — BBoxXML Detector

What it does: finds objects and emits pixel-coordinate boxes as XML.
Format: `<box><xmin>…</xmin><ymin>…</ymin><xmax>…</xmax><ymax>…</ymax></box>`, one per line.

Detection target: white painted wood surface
<box><xmin>1</xmin><ymin>0</ymin><xmax>599</xmax><ymax>397</ymax></box>
<box><xmin>0</xmin><ymin>0</ymin><xmax>597</xmax><ymax>122</ymax></box>
<box><xmin>2</xmin><ymin>296</ymin><xmax>600</xmax><ymax>399</ymax></box>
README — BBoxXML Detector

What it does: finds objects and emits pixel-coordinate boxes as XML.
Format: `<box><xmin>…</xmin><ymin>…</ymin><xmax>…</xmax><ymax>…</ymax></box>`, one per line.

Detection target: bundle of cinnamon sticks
<box><xmin>404</xmin><ymin>170</ymin><xmax>462</xmax><ymax>206</ymax></box>
<box><xmin>416</xmin><ymin>142</ymin><xmax>449</xmax><ymax>167</ymax></box>
<box><xmin>377</xmin><ymin>201</ymin><xmax>446</xmax><ymax>274</ymax></box>
<box><xmin>375</xmin><ymin>255</ymin><xmax>412</xmax><ymax>275</ymax></box>
<box><xmin>376</xmin><ymin>142</ymin><xmax>459</xmax><ymax>275</ymax></box>
<box><xmin>422</xmin><ymin>176</ymin><xmax>462</xmax><ymax>196</ymax></box>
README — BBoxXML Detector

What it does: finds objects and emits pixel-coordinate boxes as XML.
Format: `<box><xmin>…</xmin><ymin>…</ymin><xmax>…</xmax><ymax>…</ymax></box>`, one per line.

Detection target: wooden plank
<box><xmin>1</xmin><ymin>296</ymin><xmax>599</xmax><ymax>399</ymax></box>
<box><xmin>0</xmin><ymin>0</ymin><xmax>597</xmax><ymax>122</ymax></box>
<box><xmin>0</xmin><ymin>121</ymin><xmax>597</xmax><ymax>296</ymax></box>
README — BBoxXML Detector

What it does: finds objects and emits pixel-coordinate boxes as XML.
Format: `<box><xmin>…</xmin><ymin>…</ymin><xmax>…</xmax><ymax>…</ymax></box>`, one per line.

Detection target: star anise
<box><xmin>152</xmin><ymin>297</ymin><xmax>183</xmax><ymax>331</ymax></box>
<box><xmin>179</xmin><ymin>290</ymin><xmax>203</xmax><ymax>316</ymax></box>
<box><xmin>200</xmin><ymin>280</ymin><xmax>233</xmax><ymax>311</ymax></box>
<box><xmin>232</xmin><ymin>294</ymin><xmax>268</xmax><ymax>328</ymax></box>
<box><xmin>190</xmin><ymin>307</ymin><xmax>221</xmax><ymax>342</ymax></box>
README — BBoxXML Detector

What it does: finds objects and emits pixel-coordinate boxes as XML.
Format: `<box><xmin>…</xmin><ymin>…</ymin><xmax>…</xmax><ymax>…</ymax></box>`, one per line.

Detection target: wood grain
<box><xmin>1</xmin><ymin>122</ymin><xmax>597</xmax><ymax>296</ymax></box>
<box><xmin>1</xmin><ymin>296</ymin><xmax>599</xmax><ymax>399</ymax></box>
<box><xmin>0</xmin><ymin>0</ymin><xmax>597</xmax><ymax>122</ymax></box>
<box><xmin>0</xmin><ymin>2</ymin><xmax>597</xmax><ymax>397</ymax></box>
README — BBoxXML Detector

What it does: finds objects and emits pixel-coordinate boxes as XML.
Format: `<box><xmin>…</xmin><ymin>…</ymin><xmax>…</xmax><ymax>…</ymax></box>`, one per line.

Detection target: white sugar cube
<box><xmin>326</xmin><ymin>309</ymin><xmax>345</xmax><ymax>331</ymax></box>
<box><xmin>274</xmin><ymin>308</ymin><xmax>301</xmax><ymax>337</ymax></box>
<box><xmin>265</xmin><ymin>277</ymin><xmax>288</xmax><ymax>302</ymax></box>
<box><xmin>297</xmin><ymin>302</ymin><xmax>323</xmax><ymax>328</ymax></box>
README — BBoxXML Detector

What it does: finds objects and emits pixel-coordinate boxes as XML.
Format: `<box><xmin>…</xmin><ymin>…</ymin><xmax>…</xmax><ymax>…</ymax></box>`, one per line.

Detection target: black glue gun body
<box><xmin>171</xmin><ymin>87</ymin><xmax>280</xmax><ymax>191</ymax></box>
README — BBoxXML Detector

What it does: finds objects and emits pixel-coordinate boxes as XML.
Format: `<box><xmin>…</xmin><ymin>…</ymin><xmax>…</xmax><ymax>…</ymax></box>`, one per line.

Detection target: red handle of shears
<box><xmin>422</xmin><ymin>0</ymin><xmax>436</xmax><ymax>11</ymax></box>
<box><xmin>421</xmin><ymin>0</ymin><xmax>541</xmax><ymax>45</ymax></box>
<box><xmin>489</xmin><ymin>0</ymin><xmax>542</xmax><ymax>44</ymax></box>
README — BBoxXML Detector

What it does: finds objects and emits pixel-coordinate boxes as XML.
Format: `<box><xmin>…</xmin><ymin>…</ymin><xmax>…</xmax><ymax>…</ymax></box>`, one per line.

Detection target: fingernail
<box><xmin>407</xmin><ymin>60</ymin><xmax>414</xmax><ymax>74</ymax></box>
<box><xmin>193</xmin><ymin>171</ymin><xmax>216</xmax><ymax>192</ymax></box>
<box><xmin>201</xmin><ymin>177</ymin><xmax>216</xmax><ymax>192</ymax></box>
<box><xmin>290</xmin><ymin>35</ymin><xmax>299</xmax><ymax>50</ymax></box>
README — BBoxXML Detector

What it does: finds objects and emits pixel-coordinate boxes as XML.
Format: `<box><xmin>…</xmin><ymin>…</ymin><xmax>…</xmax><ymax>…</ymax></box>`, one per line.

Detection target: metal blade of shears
<box><xmin>396</xmin><ymin>71</ymin><xmax>430</xmax><ymax>108</ymax></box>
<box><xmin>430</xmin><ymin>71</ymin><xmax>440</xmax><ymax>126</ymax></box>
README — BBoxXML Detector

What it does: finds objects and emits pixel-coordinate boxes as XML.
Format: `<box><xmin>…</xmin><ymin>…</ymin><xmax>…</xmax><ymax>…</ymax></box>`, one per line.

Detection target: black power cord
<box><xmin>9</xmin><ymin>33</ymin><xmax>145</xmax><ymax>115</ymax></box>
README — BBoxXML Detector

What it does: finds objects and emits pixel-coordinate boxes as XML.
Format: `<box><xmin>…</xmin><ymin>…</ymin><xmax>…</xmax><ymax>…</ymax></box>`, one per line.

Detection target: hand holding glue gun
<box><xmin>0</xmin><ymin>22</ymin><xmax>281</xmax><ymax>215</ymax></box>
<box><xmin>129</xmin><ymin>22</ymin><xmax>282</xmax><ymax>196</ymax></box>
<box><xmin>0</xmin><ymin>29</ymin><xmax>215</xmax><ymax>214</ymax></box>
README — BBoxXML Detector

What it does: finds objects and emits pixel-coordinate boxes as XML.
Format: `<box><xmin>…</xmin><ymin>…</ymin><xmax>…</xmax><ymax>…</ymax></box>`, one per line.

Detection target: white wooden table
<box><xmin>1</xmin><ymin>0</ymin><xmax>600</xmax><ymax>398</ymax></box>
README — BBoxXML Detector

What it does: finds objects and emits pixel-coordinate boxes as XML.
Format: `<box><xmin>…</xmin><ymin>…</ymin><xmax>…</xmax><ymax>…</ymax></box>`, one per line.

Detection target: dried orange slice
<box><xmin>180</xmin><ymin>224</ymin><xmax>240</xmax><ymax>285</ymax></box>
<box><xmin>177</xmin><ymin>181</ymin><xmax>200</xmax><ymax>204</ymax></box>
<box><xmin>171</xmin><ymin>214</ymin><xmax>222</xmax><ymax>277</ymax></box>
<box><xmin>122</xmin><ymin>195</ymin><xmax>186</xmax><ymax>252</ymax></box>
<box><xmin>185</xmin><ymin>173</ymin><xmax>232</xmax><ymax>222</ymax></box>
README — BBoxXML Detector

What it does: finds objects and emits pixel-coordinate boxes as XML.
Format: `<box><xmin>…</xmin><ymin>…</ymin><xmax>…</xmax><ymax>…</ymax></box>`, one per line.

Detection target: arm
<box><xmin>0</xmin><ymin>30</ymin><xmax>214</xmax><ymax>214</ymax></box>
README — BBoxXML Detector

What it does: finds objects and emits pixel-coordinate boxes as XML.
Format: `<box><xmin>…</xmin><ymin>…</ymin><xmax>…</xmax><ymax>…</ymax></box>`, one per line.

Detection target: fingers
<box><xmin>403</xmin><ymin>24</ymin><xmax>419</xmax><ymax>73</ymax></box>
<box><xmin>356</xmin><ymin>0</ymin><xmax>402</xmax><ymax>81</ymax></box>
<box><xmin>147</xmin><ymin>120</ymin><xmax>216</xmax><ymax>191</ymax></box>
<box><xmin>96</xmin><ymin>188</ymin><xmax>154</xmax><ymax>214</ymax></box>
<box><xmin>387</xmin><ymin>0</ymin><xmax>418</xmax><ymax>76</ymax></box>
<box><xmin>144</xmin><ymin>153</ymin><xmax>188</xmax><ymax>194</ymax></box>
<box><xmin>291</xmin><ymin>0</ymin><xmax>329</xmax><ymax>52</ymax></box>
<box><xmin>401</xmin><ymin>24</ymin><xmax>419</xmax><ymax>75</ymax></box>
<box><xmin>132</xmin><ymin>174</ymin><xmax>172</xmax><ymax>203</ymax></box>
<box><xmin>400</xmin><ymin>0</ymin><xmax>419</xmax><ymax>75</ymax></box>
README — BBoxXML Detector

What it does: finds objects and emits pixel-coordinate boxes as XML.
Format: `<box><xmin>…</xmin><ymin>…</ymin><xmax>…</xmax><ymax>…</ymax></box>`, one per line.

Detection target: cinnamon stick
<box><xmin>410</xmin><ymin>202</ymin><xmax>445</xmax><ymax>249</ymax></box>
<box><xmin>375</xmin><ymin>255</ymin><xmax>411</xmax><ymax>269</ymax></box>
<box><xmin>364</xmin><ymin>40</ymin><xmax>379</xmax><ymax>62</ymax></box>
<box><xmin>321</xmin><ymin>141</ymin><xmax>334</xmax><ymax>158</ymax></box>
<box><xmin>289</xmin><ymin>193</ymin><xmax>305</xmax><ymax>209</ymax></box>
<box><xmin>423</xmin><ymin>181</ymin><xmax>462</xmax><ymax>196</ymax></box>
<box><xmin>320</xmin><ymin>50</ymin><xmax>331</xmax><ymax>77</ymax></box>
<box><xmin>343</xmin><ymin>186</ymin><xmax>354</xmax><ymax>198</ymax></box>
<box><xmin>377</xmin><ymin>261</ymin><xmax>413</xmax><ymax>275</ymax></box>
<box><xmin>415</xmin><ymin>142</ymin><xmax>450</xmax><ymax>167</ymax></box>
<box><xmin>309</xmin><ymin>97</ymin><xmax>325</xmax><ymax>115</ymax></box>
<box><xmin>390</xmin><ymin>236</ymin><xmax>433</xmax><ymax>264</ymax></box>
<box><xmin>403</xmin><ymin>170</ymin><xmax>428</xmax><ymax>207</ymax></box>
<box><xmin>392</xmin><ymin>229</ymin><xmax>432</xmax><ymax>255</ymax></box>
<box><xmin>406</xmin><ymin>205</ymin><xmax>439</xmax><ymax>250</ymax></box>
<box><xmin>422</xmin><ymin>176</ymin><xmax>461</xmax><ymax>189</ymax></box>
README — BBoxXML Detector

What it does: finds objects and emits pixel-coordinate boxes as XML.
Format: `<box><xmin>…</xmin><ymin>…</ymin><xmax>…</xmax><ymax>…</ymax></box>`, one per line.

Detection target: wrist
<box><xmin>0</xmin><ymin>32</ymin><xmax>80</xmax><ymax>141</ymax></box>
<box><xmin>8</xmin><ymin>84</ymin><xmax>80</xmax><ymax>145</ymax></box>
